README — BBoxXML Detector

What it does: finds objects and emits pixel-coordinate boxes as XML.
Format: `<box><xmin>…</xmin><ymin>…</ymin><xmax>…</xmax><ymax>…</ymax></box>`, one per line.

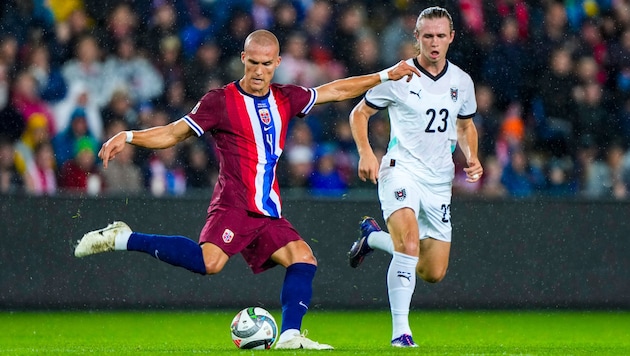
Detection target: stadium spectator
<box><xmin>25</xmin><ymin>44</ymin><xmax>67</xmax><ymax>103</ymax></box>
<box><xmin>474</xmin><ymin>83</ymin><xmax>502</xmax><ymax>158</ymax></box>
<box><xmin>100</xmin><ymin>140</ymin><xmax>143</xmax><ymax>195</ymax></box>
<box><xmin>183</xmin><ymin>140</ymin><xmax>216</xmax><ymax>190</ymax></box>
<box><xmin>481</xmin><ymin>16</ymin><xmax>526</xmax><ymax>110</ymax></box>
<box><xmin>23</xmin><ymin>141</ymin><xmax>57</xmax><ymax>196</ymax></box>
<box><xmin>478</xmin><ymin>155</ymin><xmax>507</xmax><ymax>198</ymax></box>
<box><xmin>102</xmin><ymin>36</ymin><xmax>164</xmax><ymax>107</ymax></box>
<box><xmin>13</xmin><ymin>113</ymin><xmax>51</xmax><ymax>176</ymax></box>
<box><xmin>0</xmin><ymin>59</ymin><xmax>25</xmax><ymax>142</ymax></box>
<box><xmin>100</xmin><ymin>89</ymin><xmax>137</xmax><ymax>129</ymax></box>
<box><xmin>348</xmin><ymin>33</ymin><xmax>385</xmax><ymax>78</ymax></box>
<box><xmin>269</xmin><ymin>1</ymin><xmax>301</xmax><ymax>49</ymax></box>
<box><xmin>531</xmin><ymin>47</ymin><xmax>577</xmax><ymax>156</ymax></box>
<box><xmin>309</xmin><ymin>142</ymin><xmax>348</xmax><ymax>197</ymax></box>
<box><xmin>95</xmin><ymin>3</ymin><xmax>139</xmax><ymax>56</ymax></box>
<box><xmin>52</xmin><ymin>106</ymin><xmax>99</xmax><ymax>167</ymax></box>
<box><xmin>141</xmin><ymin>3</ymin><xmax>180</xmax><ymax>59</ymax></box>
<box><xmin>11</xmin><ymin>71</ymin><xmax>57</xmax><ymax>136</ymax></box>
<box><xmin>500</xmin><ymin>148</ymin><xmax>546</xmax><ymax>198</ymax></box>
<box><xmin>0</xmin><ymin>136</ymin><xmax>23</xmax><ymax>194</ymax></box>
<box><xmin>274</xmin><ymin>31</ymin><xmax>323</xmax><ymax>87</ymax></box>
<box><xmin>183</xmin><ymin>40</ymin><xmax>224</xmax><ymax>103</ymax></box>
<box><xmin>58</xmin><ymin>135</ymin><xmax>102</xmax><ymax>195</ymax></box>
<box><xmin>543</xmin><ymin>157</ymin><xmax>577</xmax><ymax>197</ymax></box>
<box><xmin>61</xmin><ymin>34</ymin><xmax>109</xmax><ymax>108</ymax></box>
<box><xmin>143</xmin><ymin>145</ymin><xmax>186</xmax><ymax>197</ymax></box>
<box><xmin>581</xmin><ymin>141</ymin><xmax>629</xmax><ymax>199</ymax></box>
<box><xmin>379</xmin><ymin>7</ymin><xmax>419</xmax><ymax>66</ymax></box>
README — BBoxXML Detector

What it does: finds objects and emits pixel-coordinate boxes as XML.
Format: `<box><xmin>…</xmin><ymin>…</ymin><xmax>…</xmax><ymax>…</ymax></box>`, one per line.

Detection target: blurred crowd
<box><xmin>1</xmin><ymin>0</ymin><xmax>630</xmax><ymax>199</ymax></box>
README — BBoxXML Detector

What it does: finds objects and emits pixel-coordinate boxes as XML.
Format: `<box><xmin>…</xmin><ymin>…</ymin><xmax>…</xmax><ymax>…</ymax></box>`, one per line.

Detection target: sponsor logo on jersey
<box><xmin>395</xmin><ymin>188</ymin><xmax>406</xmax><ymax>201</ymax></box>
<box><xmin>450</xmin><ymin>87</ymin><xmax>458</xmax><ymax>102</ymax></box>
<box><xmin>222</xmin><ymin>229</ymin><xmax>235</xmax><ymax>243</ymax></box>
<box><xmin>259</xmin><ymin>108</ymin><xmax>271</xmax><ymax>125</ymax></box>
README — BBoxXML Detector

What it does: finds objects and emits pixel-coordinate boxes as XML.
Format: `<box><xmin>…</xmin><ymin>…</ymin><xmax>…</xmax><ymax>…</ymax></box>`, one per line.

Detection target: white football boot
<box><xmin>274</xmin><ymin>330</ymin><xmax>334</xmax><ymax>350</ymax></box>
<box><xmin>74</xmin><ymin>221</ymin><xmax>131</xmax><ymax>257</ymax></box>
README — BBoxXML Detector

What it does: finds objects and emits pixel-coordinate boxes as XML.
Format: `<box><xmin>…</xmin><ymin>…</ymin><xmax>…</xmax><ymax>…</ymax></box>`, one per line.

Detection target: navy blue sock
<box><xmin>280</xmin><ymin>263</ymin><xmax>316</xmax><ymax>333</ymax></box>
<box><xmin>127</xmin><ymin>232</ymin><xmax>206</xmax><ymax>275</ymax></box>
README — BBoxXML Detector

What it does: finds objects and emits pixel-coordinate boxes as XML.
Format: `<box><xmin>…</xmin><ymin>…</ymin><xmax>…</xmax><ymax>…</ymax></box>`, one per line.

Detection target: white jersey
<box><xmin>365</xmin><ymin>58</ymin><xmax>476</xmax><ymax>184</ymax></box>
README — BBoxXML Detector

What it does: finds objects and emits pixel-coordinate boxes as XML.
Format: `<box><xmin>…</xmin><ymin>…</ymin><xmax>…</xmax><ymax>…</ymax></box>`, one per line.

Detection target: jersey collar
<box><xmin>413</xmin><ymin>58</ymin><xmax>449</xmax><ymax>82</ymax></box>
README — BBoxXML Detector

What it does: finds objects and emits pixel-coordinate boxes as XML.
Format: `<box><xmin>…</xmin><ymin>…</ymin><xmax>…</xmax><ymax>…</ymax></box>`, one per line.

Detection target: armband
<box><xmin>125</xmin><ymin>131</ymin><xmax>133</xmax><ymax>143</ymax></box>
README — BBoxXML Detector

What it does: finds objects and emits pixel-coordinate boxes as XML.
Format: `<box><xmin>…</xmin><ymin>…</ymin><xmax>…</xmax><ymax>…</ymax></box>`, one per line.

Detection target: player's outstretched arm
<box><xmin>350</xmin><ymin>99</ymin><xmax>380</xmax><ymax>184</ymax></box>
<box><xmin>456</xmin><ymin>118</ymin><xmax>483</xmax><ymax>182</ymax></box>
<box><xmin>99</xmin><ymin>119</ymin><xmax>194</xmax><ymax>168</ymax></box>
<box><xmin>314</xmin><ymin>60</ymin><xmax>420</xmax><ymax>104</ymax></box>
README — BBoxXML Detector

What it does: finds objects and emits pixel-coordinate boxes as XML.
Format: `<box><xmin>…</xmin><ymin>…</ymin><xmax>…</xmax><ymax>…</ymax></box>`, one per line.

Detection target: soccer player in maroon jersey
<box><xmin>74</xmin><ymin>30</ymin><xmax>419</xmax><ymax>350</ymax></box>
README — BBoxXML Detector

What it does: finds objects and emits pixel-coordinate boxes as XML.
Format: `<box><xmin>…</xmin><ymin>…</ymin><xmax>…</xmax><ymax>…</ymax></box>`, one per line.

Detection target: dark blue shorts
<box><xmin>199</xmin><ymin>205</ymin><xmax>302</xmax><ymax>274</ymax></box>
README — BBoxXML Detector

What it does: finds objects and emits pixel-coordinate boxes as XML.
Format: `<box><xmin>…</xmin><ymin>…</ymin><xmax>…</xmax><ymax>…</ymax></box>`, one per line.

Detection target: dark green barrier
<box><xmin>1</xmin><ymin>195</ymin><xmax>628</xmax><ymax>310</ymax></box>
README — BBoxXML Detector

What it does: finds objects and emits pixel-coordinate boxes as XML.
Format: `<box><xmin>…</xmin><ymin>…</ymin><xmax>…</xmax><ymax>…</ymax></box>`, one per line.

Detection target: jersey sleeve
<box><xmin>274</xmin><ymin>84</ymin><xmax>317</xmax><ymax>117</ymax></box>
<box><xmin>458</xmin><ymin>75</ymin><xmax>477</xmax><ymax>119</ymax></box>
<box><xmin>364</xmin><ymin>81</ymin><xmax>397</xmax><ymax>110</ymax></box>
<box><xmin>182</xmin><ymin>89</ymin><xmax>225</xmax><ymax>136</ymax></box>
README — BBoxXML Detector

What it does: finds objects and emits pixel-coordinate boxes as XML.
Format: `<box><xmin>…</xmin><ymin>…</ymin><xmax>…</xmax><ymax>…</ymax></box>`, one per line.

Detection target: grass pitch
<box><xmin>1</xmin><ymin>310</ymin><xmax>629</xmax><ymax>355</ymax></box>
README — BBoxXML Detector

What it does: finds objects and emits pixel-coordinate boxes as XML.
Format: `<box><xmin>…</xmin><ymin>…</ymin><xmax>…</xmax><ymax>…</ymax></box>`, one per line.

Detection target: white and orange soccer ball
<box><xmin>230</xmin><ymin>307</ymin><xmax>278</xmax><ymax>350</ymax></box>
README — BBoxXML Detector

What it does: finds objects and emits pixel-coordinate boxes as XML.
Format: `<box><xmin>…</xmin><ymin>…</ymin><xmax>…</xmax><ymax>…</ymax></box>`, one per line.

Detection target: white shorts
<box><xmin>377</xmin><ymin>164</ymin><xmax>453</xmax><ymax>242</ymax></box>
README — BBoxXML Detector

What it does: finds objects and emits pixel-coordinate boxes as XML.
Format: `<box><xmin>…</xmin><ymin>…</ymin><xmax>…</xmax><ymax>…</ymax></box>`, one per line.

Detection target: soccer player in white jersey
<box><xmin>347</xmin><ymin>7</ymin><xmax>483</xmax><ymax>347</ymax></box>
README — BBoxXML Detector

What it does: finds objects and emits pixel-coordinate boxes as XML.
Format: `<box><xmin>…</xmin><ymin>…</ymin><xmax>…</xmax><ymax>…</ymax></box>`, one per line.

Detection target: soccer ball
<box><xmin>230</xmin><ymin>307</ymin><xmax>278</xmax><ymax>349</ymax></box>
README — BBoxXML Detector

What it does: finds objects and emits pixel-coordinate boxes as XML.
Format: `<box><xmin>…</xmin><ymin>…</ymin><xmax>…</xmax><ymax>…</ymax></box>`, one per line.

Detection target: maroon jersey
<box><xmin>183</xmin><ymin>81</ymin><xmax>317</xmax><ymax>217</ymax></box>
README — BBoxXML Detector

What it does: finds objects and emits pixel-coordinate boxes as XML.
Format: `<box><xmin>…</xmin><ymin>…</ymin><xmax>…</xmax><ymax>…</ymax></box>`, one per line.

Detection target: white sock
<box><xmin>114</xmin><ymin>230</ymin><xmax>132</xmax><ymax>250</ymax></box>
<box><xmin>277</xmin><ymin>329</ymin><xmax>300</xmax><ymax>344</ymax></box>
<box><xmin>387</xmin><ymin>251</ymin><xmax>418</xmax><ymax>340</ymax></box>
<box><xmin>367</xmin><ymin>230</ymin><xmax>394</xmax><ymax>254</ymax></box>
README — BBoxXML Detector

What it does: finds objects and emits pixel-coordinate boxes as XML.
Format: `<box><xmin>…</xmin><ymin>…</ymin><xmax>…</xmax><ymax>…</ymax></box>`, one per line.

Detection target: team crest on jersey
<box><xmin>222</xmin><ymin>229</ymin><xmax>234</xmax><ymax>243</ymax></box>
<box><xmin>450</xmin><ymin>87</ymin><xmax>458</xmax><ymax>102</ymax></box>
<box><xmin>258</xmin><ymin>108</ymin><xmax>271</xmax><ymax>125</ymax></box>
<box><xmin>394</xmin><ymin>188</ymin><xmax>406</xmax><ymax>201</ymax></box>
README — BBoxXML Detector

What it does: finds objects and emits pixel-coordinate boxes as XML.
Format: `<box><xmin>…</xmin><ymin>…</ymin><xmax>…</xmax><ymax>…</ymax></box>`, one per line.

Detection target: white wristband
<box><xmin>125</xmin><ymin>131</ymin><xmax>133</xmax><ymax>143</ymax></box>
<box><xmin>378</xmin><ymin>69</ymin><xmax>389</xmax><ymax>83</ymax></box>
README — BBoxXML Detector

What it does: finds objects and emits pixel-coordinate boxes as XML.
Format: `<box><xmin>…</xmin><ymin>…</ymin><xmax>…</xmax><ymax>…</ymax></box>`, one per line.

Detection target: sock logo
<box><xmin>397</xmin><ymin>270</ymin><xmax>412</xmax><ymax>287</ymax></box>
<box><xmin>222</xmin><ymin>229</ymin><xmax>234</xmax><ymax>243</ymax></box>
<box><xmin>154</xmin><ymin>250</ymin><xmax>160</xmax><ymax>260</ymax></box>
<box><xmin>298</xmin><ymin>301</ymin><xmax>309</xmax><ymax>310</ymax></box>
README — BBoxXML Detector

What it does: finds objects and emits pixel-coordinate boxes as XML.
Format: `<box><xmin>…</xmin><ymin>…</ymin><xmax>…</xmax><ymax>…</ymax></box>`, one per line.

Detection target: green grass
<box><xmin>1</xmin><ymin>310</ymin><xmax>629</xmax><ymax>355</ymax></box>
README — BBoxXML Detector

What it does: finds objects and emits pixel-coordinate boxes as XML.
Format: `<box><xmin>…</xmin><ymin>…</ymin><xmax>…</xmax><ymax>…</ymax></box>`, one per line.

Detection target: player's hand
<box><xmin>98</xmin><ymin>132</ymin><xmax>127</xmax><ymax>169</ymax></box>
<box><xmin>386</xmin><ymin>60</ymin><xmax>421</xmax><ymax>82</ymax></box>
<box><xmin>463</xmin><ymin>158</ymin><xmax>483</xmax><ymax>183</ymax></box>
<box><xmin>358</xmin><ymin>151</ymin><xmax>380</xmax><ymax>184</ymax></box>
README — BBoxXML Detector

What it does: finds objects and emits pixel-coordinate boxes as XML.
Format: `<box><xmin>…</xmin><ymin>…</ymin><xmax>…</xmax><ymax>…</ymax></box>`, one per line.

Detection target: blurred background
<box><xmin>2</xmin><ymin>0</ymin><xmax>630</xmax><ymax>200</ymax></box>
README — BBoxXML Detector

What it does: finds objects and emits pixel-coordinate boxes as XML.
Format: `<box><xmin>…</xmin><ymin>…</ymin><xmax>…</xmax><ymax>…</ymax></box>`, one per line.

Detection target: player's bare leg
<box><xmin>417</xmin><ymin>238</ymin><xmax>450</xmax><ymax>283</ymax></box>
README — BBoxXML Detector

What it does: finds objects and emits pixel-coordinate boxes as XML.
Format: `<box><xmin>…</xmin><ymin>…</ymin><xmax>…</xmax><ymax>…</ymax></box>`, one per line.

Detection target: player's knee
<box><xmin>296</xmin><ymin>253</ymin><xmax>317</xmax><ymax>266</ymax></box>
<box><xmin>417</xmin><ymin>267</ymin><xmax>447</xmax><ymax>283</ymax></box>
<box><xmin>204</xmin><ymin>259</ymin><xmax>226</xmax><ymax>275</ymax></box>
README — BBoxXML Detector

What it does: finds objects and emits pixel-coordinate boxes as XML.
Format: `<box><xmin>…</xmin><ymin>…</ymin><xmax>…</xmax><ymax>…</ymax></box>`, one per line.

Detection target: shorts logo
<box><xmin>450</xmin><ymin>87</ymin><xmax>458</xmax><ymax>102</ymax></box>
<box><xmin>395</xmin><ymin>188</ymin><xmax>406</xmax><ymax>201</ymax></box>
<box><xmin>222</xmin><ymin>228</ymin><xmax>234</xmax><ymax>243</ymax></box>
<box><xmin>258</xmin><ymin>108</ymin><xmax>271</xmax><ymax>125</ymax></box>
